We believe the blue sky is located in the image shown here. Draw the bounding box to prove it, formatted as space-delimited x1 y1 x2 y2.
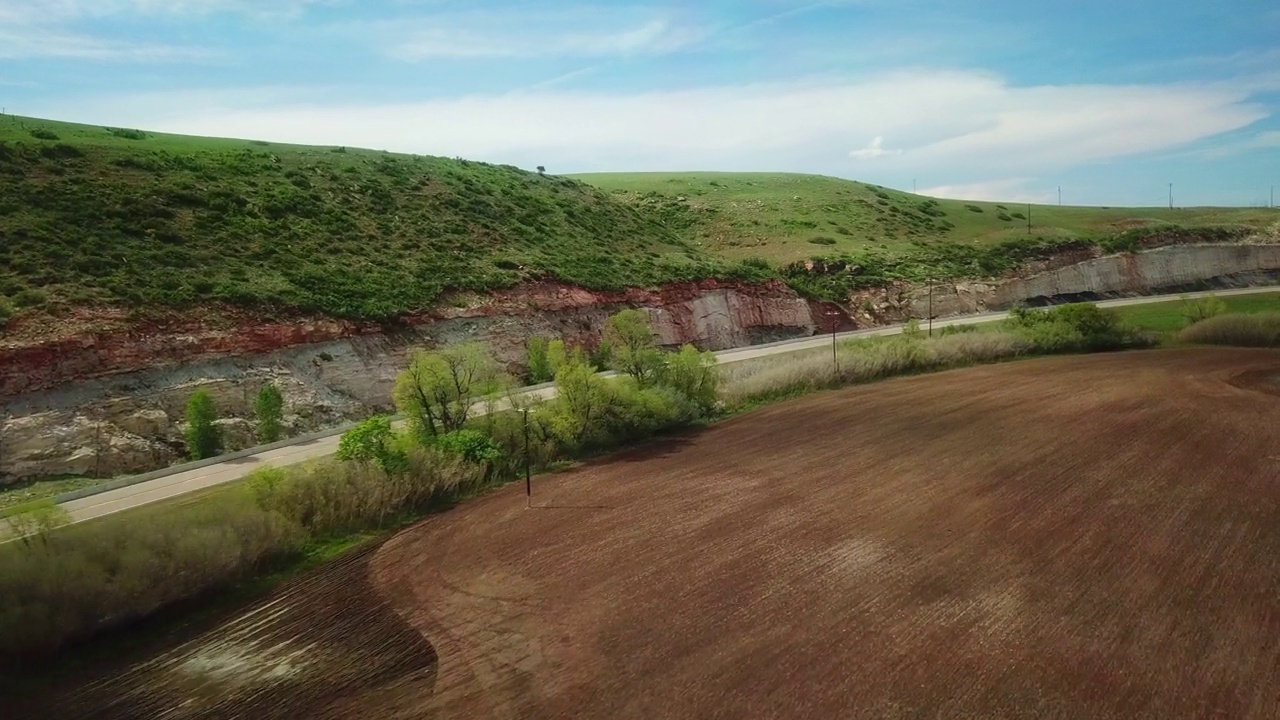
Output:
1 0 1278 206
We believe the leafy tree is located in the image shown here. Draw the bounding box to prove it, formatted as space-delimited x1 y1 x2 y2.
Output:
658 344 720 417
254 383 285 443
536 165 546 175
543 359 610 449
526 336 553 384
336 415 407 473
393 342 505 441
185 389 222 460
902 317 924 340
605 309 664 387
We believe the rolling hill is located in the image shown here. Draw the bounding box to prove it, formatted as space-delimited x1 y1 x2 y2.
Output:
0 115 760 323
572 172 1275 263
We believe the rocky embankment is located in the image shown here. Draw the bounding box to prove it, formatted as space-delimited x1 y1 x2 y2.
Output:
0 280 817 481
2 242 1279 483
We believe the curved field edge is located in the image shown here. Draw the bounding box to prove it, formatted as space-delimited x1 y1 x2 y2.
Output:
368 348 1280 719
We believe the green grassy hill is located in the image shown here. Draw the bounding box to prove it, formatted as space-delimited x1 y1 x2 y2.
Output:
573 172 1275 263
0 116 759 322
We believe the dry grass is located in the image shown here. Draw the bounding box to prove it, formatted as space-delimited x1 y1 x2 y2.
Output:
1178 312 1280 347
721 331 1033 407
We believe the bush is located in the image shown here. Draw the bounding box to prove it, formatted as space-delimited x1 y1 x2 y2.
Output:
0 295 14 326
1178 312 1280 347
1005 303 1143 351
185 390 222 460
808 236 837 246
436 429 502 465
29 129 59 141
526 336 553 384
1181 295 1227 326
336 415 407 474
255 383 285 443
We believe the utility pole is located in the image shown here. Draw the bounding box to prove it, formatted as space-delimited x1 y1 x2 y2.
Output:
1168 183 1173 210
1027 203 1032 234
1271 185 1274 209
1058 186 1062 206
830 315 838 371
927 279 934 337
912 178 917 193
523 408 531 508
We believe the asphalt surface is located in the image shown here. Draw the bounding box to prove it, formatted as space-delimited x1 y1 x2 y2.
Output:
53 287 1278 524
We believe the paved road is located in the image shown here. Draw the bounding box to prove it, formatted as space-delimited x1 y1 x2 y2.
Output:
56 286 1278 524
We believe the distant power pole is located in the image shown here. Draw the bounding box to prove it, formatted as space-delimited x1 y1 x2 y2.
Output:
1058 186 1062 206
1027 203 1032 234
1168 183 1173 210
913 178 917 193
1271 185 1274 209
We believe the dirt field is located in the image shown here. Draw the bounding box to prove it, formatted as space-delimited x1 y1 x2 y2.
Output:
20 348 1280 718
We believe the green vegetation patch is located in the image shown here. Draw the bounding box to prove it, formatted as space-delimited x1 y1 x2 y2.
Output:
0 116 766 321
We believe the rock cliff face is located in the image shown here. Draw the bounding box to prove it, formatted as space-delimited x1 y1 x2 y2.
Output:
3 244 1279 483
852 243 1280 324
0 280 819 482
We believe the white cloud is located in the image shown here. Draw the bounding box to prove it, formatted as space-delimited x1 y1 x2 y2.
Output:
918 179 1052 204
381 10 708 61
1194 130 1280 160
849 136 901 159
41 69 1267 186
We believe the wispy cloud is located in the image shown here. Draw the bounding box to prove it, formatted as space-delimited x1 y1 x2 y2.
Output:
52 70 1265 186
382 10 709 61
0 0 324 60
849 136 901 159
1194 130 1280 160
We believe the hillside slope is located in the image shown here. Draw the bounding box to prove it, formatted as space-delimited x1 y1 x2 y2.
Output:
573 172 1276 263
0 116 757 322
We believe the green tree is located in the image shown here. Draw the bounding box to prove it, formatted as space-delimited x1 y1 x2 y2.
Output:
526 336 553 384
254 383 285 443
336 415 407 473
605 309 664 387
658 344 720 417
185 390 222 460
393 342 505 442
543 358 611 449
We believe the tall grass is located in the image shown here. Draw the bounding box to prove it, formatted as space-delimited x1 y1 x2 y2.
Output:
0 448 483 663
1178 312 1280 347
722 331 1033 407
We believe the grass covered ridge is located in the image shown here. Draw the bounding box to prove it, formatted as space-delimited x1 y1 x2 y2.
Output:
0 115 765 321
574 172 1274 263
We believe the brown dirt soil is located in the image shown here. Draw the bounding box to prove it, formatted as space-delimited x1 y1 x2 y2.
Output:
13 545 438 720
17 348 1280 718
373 348 1280 719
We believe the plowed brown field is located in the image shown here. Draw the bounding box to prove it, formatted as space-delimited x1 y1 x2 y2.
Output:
20 348 1280 719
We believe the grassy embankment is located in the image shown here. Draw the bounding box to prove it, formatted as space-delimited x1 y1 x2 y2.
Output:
574 172 1276 262
0 115 765 323
575 172 1276 302
1 115 1272 328
1 302 1160 680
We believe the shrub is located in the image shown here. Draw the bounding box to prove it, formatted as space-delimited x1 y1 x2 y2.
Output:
254 383 285 443
436 428 502 465
29 129 59 141
1005 303 1143 351
185 390 222 460
336 415 407 474
1178 312 1280 347
809 236 837 246
1181 294 1227 326
0 295 14 326
965 204 984 213
526 336 553 384
657 344 720 418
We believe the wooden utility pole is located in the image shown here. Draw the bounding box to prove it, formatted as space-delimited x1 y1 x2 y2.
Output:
523 408 531 508
927 280 934 337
